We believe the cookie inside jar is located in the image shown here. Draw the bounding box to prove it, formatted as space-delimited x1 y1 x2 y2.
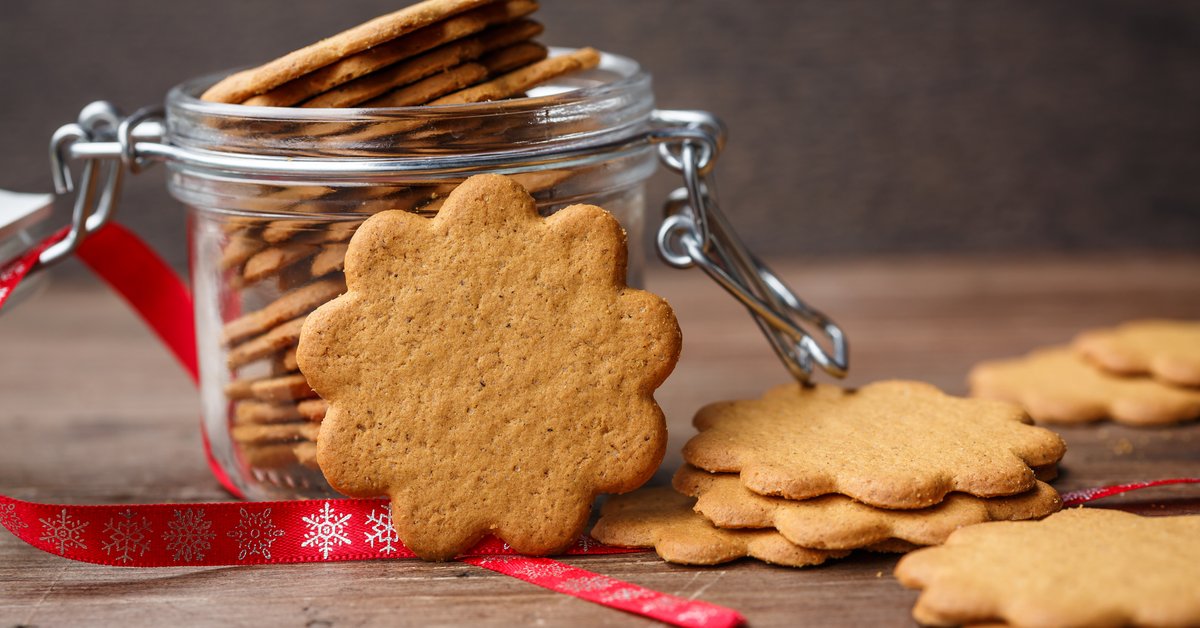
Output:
172 1 657 499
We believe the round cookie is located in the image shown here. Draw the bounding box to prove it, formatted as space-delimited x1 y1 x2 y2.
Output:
1074 319 1200 387
970 346 1200 426
592 487 850 568
297 174 681 560
896 509 1200 627
682 381 1066 509
673 465 1062 550
201 0 496 103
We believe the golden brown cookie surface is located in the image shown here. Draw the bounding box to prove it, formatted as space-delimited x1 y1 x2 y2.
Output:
592 487 849 567
895 509 1200 627
682 381 1065 509
1074 319 1200 387
673 465 1062 550
297 174 680 560
201 0 495 103
971 346 1200 426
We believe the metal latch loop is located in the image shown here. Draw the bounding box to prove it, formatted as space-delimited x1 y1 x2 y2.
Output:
650 109 849 382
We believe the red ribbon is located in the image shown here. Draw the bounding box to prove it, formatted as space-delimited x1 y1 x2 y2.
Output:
0 224 745 628
2 224 1196 628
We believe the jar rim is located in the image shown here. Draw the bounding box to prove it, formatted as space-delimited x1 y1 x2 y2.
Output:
168 47 648 122
164 47 656 165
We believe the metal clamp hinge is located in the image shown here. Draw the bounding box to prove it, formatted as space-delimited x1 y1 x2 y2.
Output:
649 109 849 382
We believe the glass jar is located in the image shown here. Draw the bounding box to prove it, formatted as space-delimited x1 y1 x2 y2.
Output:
25 48 846 502
167 49 657 499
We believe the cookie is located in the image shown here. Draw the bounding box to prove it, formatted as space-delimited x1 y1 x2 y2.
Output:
895 509 1200 627
297 398 328 421
231 421 319 445
302 18 543 108
673 465 1062 550
682 381 1066 509
234 401 304 425
242 242 320 284
227 316 307 369
220 229 266 271
222 277 346 345
477 41 548 75
239 443 300 469
361 62 488 108
297 173 680 560
225 376 267 401
1074 319 1200 387
242 1 538 107
430 47 600 105
201 0 496 103
280 347 300 372
250 373 318 402
294 442 320 469
970 346 1200 426
592 487 852 567
312 244 350 277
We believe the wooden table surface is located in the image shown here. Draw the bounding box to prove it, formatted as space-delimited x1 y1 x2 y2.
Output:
2 254 1199 627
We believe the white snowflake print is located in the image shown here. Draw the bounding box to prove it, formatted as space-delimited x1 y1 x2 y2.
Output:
363 506 399 554
574 534 600 552
507 560 571 580
0 503 28 533
163 509 216 562
676 606 722 624
301 501 352 560
557 575 614 593
39 508 88 553
601 586 653 604
102 509 152 564
227 507 285 560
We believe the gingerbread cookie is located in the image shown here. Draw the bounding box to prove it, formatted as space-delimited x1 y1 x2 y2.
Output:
242 242 319 284
234 401 305 425
430 47 599 105
222 277 345 345
970 346 1200 426
249 373 317 402
682 381 1065 509
896 509 1200 627
302 18 543 109
592 487 849 567
1074 319 1200 387
673 465 1062 550
361 63 488 108
201 0 495 103
227 316 307 369
296 174 679 560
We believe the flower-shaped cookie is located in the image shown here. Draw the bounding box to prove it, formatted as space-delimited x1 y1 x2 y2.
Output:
682 381 1066 509
896 509 1200 627
297 174 681 560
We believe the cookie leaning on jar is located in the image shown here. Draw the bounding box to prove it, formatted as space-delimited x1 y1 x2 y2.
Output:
202 0 603 475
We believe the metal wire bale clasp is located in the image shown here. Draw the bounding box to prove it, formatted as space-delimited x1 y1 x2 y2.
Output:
649 110 849 382
39 102 163 271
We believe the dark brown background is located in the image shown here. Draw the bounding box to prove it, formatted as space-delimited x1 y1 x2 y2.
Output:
2 1 1198 273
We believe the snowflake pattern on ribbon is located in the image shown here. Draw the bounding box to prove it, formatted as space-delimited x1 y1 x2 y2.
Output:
39 508 88 553
557 575 615 593
228 507 285 560
102 509 152 564
507 559 571 580
363 506 399 554
163 508 216 562
0 503 28 533
301 501 352 560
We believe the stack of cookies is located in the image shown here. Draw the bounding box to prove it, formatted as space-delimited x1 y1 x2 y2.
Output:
206 0 604 472
592 381 1066 567
970 320 1200 427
